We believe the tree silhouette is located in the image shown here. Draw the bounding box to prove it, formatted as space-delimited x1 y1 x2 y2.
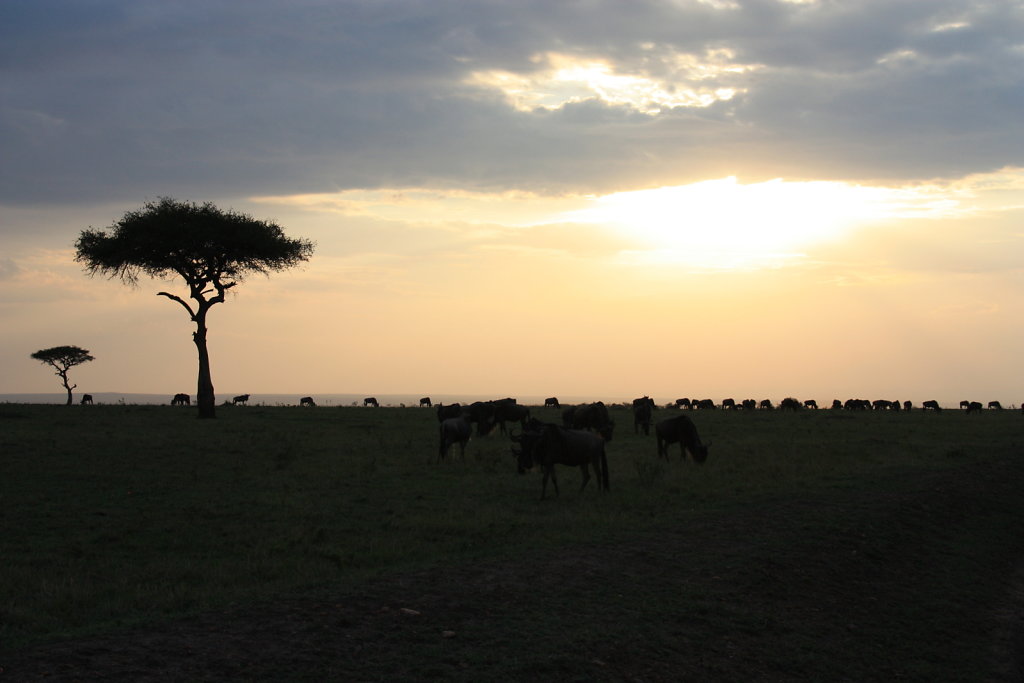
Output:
30 345 95 406
75 198 314 418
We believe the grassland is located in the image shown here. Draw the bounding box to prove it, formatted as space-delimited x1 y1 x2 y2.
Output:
1 402 1022 680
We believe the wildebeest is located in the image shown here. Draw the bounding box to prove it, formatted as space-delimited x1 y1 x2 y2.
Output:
872 399 893 411
804 399 818 410
655 414 711 463
922 400 942 412
171 393 190 406
436 402 462 422
543 397 560 409
903 400 913 411
722 398 736 410
438 414 473 462
569 401 615 440
988 401 1003 410
960 400 972 410
632 396 655 435
419 397 432 407
761 399 776 410
80 394 93 405
966 401 984 414
463 401 499 435
300 396 316 407
493 399 530 434
844 398 870 410
511 420 609 499
363 397 379 407
232 394 250 406
741 399 757 410
831 399 843 410
694 398 716 410
674 398 692 410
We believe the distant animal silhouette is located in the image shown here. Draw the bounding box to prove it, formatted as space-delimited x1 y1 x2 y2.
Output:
438 414 472 462
966 401 983 414
903 400 913 411
674 398 692 410
762 399 776 410
960 400 971 410
80 394 93 405
171 393 190 406
436 403 462 422
300 396 316 407
655 414 710 463
232 394 250 406
419 397 432 407
632 396 655 435
988 401 1003 410
804 400 818 410
544 397 560 409
922 400 942 412
363 397 379 407
511 420 609 499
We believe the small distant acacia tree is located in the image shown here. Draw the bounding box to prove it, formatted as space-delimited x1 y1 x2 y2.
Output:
30 345 95 406
74 198 314 419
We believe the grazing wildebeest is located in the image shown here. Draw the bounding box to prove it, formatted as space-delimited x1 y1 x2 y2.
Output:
721 398 736 410
655 414 711 463
511 420 609 499
741 399 757 410
232 394 250 406
570 401 615 440
966 401 984 414
872 399 893 411
632 396 654 435
694 398 716 410
761 399 775 410
363 397 379 407
544 397 560 409
438 414 473 462
494 400 530 434
922 400 942 412
300 396 316 407
80 394 93 405
674 398 692 410
988 401 1003 410
436 402 462 422
903 400 913 411
171 393 190 406
960 400 972 410
462 401 499 435
804 399 819 410
419 397 432 407
831 399 843 410
844 398 870 411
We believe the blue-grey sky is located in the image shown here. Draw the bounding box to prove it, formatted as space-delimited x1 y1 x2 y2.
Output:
2 0 1022 404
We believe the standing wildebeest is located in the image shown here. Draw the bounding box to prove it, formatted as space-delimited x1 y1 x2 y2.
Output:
761 399 775 410
300 396 316 407
903 400 913 411
544 397 560 409
511 420 609 499
988 401 1003 410
694 398 716 410
419 397 432 407
363 397 379 407
722 398 736 410
804 399 819 410
632 396 655 435
80 394 93 405
674 398 692 410
232 394 250 406
494 400 530 434
436 402 462 422
438 414 473 462
655 414 711 463
960 400 972 410
922 400 942 412
966 401 984 414
779 397 801 411
570 401 615 440
171 393 190 406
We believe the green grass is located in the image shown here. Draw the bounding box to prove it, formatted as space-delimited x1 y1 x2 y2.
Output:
2 403 1023 679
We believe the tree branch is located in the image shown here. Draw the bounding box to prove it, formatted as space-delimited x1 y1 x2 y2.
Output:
158 291 197 318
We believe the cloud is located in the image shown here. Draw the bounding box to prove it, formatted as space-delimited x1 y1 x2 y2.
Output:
1 0 1021 208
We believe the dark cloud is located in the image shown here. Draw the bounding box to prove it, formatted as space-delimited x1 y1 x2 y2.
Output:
1 0 1021 206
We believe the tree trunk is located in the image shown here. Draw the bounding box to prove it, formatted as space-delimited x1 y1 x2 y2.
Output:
193 312 216 419
61 372 74 406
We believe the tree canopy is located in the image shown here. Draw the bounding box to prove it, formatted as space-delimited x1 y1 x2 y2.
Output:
74 197 315 418
30 345 95 405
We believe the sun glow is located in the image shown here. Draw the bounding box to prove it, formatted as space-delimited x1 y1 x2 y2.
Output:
561 177 966 269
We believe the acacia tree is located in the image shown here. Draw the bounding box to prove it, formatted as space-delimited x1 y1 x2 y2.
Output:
75 198 314 418
30 345 95 406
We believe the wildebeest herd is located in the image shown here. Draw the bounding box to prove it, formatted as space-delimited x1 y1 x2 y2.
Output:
152 391 1015 499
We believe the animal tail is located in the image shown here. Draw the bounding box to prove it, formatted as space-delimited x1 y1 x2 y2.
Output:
600 446 610 491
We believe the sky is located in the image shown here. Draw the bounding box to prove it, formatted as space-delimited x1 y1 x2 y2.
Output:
2 0 1022 406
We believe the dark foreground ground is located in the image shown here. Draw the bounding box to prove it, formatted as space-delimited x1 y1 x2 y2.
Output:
5 457 1024 682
